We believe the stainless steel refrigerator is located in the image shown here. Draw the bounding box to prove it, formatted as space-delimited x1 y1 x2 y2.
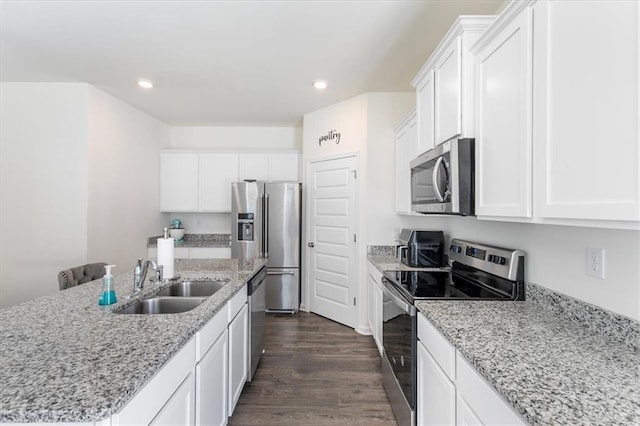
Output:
231 181 301 312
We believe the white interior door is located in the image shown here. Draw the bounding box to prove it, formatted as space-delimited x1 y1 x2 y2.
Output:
307 155 358 329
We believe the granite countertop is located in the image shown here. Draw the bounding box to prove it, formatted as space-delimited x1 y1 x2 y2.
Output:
0 258 266 423
368 254 640 425
147 233 231 248
416 299 640 425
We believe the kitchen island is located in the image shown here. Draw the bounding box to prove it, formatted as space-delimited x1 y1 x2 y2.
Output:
0 258 266 424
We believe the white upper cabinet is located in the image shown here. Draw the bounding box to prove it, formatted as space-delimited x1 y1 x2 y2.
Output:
200 153 239 212
532 0 639 222
238 153 300 182
238 154 270 181
161 151 300 213
434 37 462 144
412 16 495 147
473 5 533 218
394 109 417 214
415 71 435 156
269 153 300 182
471 0 639 227
160 153 199 212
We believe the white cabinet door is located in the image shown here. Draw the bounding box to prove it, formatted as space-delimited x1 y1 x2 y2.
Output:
417 340 456 426
196 329 228 426
457 393 482 426
373 279 383 356
532 0 639 221
160 153 199 212
199 154 238 212
416 70 435 155
228 303 248 415
475 8 532 218
435 36 462 144
269 153 300 182
238 154 270 182
150 372 195 426
367 262 384 356
394 111 417 214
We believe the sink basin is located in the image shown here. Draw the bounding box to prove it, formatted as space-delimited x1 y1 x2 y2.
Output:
116 296 207 314
156 280 228 298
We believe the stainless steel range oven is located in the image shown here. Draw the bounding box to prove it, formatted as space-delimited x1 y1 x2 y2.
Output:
380 239 525 426
381 282 416 426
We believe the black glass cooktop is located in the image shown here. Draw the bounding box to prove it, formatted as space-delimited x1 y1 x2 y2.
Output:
382 263 520 303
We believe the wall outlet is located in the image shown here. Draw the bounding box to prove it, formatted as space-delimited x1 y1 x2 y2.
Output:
586 248 605 279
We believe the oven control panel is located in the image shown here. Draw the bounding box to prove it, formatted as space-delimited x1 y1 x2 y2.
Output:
449 239 525 281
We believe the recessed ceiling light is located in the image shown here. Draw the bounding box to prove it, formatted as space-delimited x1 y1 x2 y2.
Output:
313 80 328 90
137 79 154 89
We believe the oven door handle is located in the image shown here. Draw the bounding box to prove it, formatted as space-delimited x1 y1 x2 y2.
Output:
381 278 414 314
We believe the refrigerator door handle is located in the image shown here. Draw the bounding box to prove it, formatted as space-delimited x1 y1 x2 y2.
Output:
266 271 295 275
264 193 269 258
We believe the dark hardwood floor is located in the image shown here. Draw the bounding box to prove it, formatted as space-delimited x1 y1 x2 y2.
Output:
229 312 397 425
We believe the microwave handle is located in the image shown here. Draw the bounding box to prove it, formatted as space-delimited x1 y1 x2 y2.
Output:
432 156 445 202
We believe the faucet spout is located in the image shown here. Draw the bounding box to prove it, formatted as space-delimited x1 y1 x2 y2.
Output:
133 259 163 293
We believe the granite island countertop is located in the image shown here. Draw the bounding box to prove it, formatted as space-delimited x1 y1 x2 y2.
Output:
368 255 640 425
0 258 266 423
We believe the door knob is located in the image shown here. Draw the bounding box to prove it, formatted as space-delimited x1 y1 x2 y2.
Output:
308 242 315 248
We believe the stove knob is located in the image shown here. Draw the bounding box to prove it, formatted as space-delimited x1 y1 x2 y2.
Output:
499 257 507 265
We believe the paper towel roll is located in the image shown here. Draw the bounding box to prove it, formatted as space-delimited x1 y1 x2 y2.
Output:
157 237 175 279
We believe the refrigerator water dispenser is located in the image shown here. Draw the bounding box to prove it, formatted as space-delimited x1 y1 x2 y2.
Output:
237 213 254 241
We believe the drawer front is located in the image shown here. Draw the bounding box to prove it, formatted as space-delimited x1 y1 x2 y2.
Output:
228 284 248 322
417 314 456 380
195 304 229 361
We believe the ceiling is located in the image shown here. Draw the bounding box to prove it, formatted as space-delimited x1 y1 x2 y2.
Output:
1 0 504 126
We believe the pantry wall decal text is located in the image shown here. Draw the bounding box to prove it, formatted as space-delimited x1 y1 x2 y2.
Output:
318 130 341 147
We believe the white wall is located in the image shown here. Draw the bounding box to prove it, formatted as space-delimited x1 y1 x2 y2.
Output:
302 92 414 333
365 93 415 243
393 215 640 321
0 83 89 307
87 87 169 272
169 126 302 150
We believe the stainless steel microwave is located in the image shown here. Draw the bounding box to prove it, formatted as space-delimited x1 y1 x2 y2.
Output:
410 138 474 215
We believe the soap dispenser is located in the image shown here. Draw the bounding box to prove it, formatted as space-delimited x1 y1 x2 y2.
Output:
98 264 117 305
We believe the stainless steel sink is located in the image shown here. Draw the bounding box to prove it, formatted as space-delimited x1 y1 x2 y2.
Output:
156 280 228 298
116 296 207 314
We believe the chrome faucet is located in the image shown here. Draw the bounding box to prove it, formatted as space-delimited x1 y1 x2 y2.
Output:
133 258 163 293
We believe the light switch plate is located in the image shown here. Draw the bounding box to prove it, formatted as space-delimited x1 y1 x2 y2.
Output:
586 248 605 279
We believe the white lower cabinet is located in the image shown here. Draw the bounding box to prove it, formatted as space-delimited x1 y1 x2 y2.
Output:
112 285 249 426
150 372 195 426
196 329 229 426
456 393 482 426
417 340 456 426
417 314 525 426
228 303 249 415
367 261 383 355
